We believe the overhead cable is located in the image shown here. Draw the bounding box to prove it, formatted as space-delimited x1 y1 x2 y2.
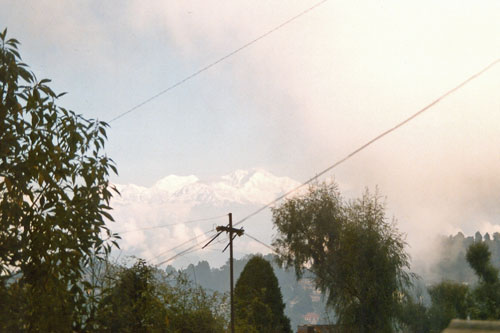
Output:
244 232 275 252
233 57 500 228
108 0 328 123
156 231 218 266
116 214 227 234
152 57 500 265
149 228 215 261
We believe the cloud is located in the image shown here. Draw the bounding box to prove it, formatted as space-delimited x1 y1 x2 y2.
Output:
4 1 499 268
117 0 500 184
108 169 299 267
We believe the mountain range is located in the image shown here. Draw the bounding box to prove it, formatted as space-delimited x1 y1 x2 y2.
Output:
110 169 301 267
114 168 300 206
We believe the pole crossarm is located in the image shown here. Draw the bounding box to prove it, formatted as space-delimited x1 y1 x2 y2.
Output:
216 225 244 237
202 231 223 249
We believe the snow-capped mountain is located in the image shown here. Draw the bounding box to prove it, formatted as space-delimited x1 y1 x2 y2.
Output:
110 169 301 267
113 168 300 207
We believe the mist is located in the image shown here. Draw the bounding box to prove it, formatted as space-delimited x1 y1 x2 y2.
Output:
2 0 499 269
137 0 500 267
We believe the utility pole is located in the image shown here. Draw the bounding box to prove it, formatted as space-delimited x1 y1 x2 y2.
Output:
228 213 235 333
205 213 243 333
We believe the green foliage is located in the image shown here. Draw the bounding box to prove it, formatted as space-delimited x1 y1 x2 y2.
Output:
466 242 499 284
234 256 291 332
164 272 228 333
95 259 168 332
427 281 469 331
272 182 412 332
0 28 119 331
168 254 330 330
398 297 431 333
94 259 228 333
421 238 500 330
465 242 500 319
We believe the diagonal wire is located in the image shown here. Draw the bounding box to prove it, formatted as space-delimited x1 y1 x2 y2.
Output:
156 231 219 266
116 214 227 234
150 215 230 265
245 232 275 252
156 246 202 266
108 0 328 123
149 228 215 262
151 57 500 266
233 57 500 228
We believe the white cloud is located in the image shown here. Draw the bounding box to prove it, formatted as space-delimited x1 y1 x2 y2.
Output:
4 1 499 268
109 169 299 266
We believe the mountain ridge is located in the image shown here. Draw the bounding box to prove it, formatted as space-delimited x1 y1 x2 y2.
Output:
113 168 300 206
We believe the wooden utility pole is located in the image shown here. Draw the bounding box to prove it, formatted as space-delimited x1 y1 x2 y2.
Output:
212 213 244 333
229 213 235 333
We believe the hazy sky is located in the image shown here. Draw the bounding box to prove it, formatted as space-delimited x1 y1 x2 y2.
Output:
2 0 499 267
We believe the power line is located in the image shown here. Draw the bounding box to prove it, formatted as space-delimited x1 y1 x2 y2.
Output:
154 236 209 265
151 57 500 266
154 220 234 266
245 232 275 252
149 228 215 262
149 225 231 264
116 214 226 234
156 242 226 266
233 57 500 228
108 0 328 123
156 230 219 266
157 245 201 266
156 231 274 268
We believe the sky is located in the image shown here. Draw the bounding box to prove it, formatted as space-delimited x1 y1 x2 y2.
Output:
1 0 499 269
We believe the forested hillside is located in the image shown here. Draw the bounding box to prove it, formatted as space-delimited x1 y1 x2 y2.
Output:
167 232 500 330
430 232 500 284
167 254 331 329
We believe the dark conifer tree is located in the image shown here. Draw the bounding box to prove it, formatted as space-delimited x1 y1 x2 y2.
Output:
234 256 291 332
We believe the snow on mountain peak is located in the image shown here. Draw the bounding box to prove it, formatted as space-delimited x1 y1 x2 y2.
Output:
154 175 199 193
110 169 301 265
220 168 274 188
221 169 252 187
114 169 300 206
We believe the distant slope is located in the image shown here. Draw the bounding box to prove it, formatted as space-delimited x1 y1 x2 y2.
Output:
166 254 333 330
428 231 500 284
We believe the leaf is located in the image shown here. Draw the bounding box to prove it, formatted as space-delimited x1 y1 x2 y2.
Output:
7 38 20 46
109 164 118 175
101 210 114 222
98 126 107 139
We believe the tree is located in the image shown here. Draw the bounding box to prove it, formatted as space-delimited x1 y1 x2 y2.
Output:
234 255 291 332
272 182 412 332
163 271 228 333
466 242 500 319
466 242 498 285
94 259 228 332
399 297 431 333
0 29 119 330
95 259 168 332
427 281 469 331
